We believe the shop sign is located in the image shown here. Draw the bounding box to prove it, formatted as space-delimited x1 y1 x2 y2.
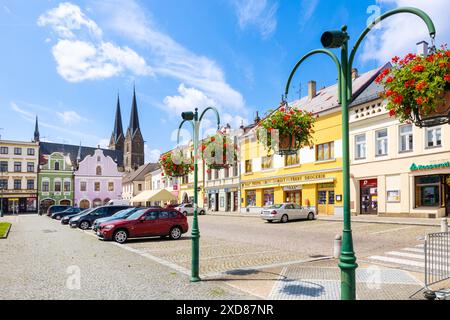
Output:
360 179 377 188
410 161 450 172
283 186 302 191
242 173 329 188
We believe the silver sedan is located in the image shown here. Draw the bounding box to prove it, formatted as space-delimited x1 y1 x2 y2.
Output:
261 203 316 223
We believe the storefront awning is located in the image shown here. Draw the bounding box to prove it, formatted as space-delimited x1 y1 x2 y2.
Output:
130 189 177 204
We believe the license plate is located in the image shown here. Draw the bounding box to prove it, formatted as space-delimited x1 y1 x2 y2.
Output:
96 231 101 236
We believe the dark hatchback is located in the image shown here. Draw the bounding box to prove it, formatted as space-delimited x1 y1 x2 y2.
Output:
69 205 132 230
51 207 82 220
47 205 70 216
61 209 91 225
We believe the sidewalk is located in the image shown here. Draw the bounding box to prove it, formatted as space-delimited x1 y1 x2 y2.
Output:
206 210 447 226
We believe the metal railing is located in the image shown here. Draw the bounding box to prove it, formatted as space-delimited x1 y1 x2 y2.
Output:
425 232 450 289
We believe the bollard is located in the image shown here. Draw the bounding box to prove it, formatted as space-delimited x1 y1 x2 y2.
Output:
441 218 448 233
333 234 342 259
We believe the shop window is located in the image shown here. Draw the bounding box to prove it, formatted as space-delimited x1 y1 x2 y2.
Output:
375 129 388 156
425 127 441 148
316 142 334 161
399 124 413 152
246 190 256 206
245 160 253 173
415 175 441 207
261 156 273 170
318 191 327 205
285 152 300 166
355 134 366 159
263 189 274 206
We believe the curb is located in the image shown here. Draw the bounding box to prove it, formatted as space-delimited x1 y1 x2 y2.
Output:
206 213 260 218
0 223 11 239
317 217 441 227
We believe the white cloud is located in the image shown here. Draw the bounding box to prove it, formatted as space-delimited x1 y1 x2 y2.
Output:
163 84 216 115
38 2 153 82
3 5 11 15
145 145 161 163
359 0 449 64
232 0 278 39
98 0 245 111
97 138 110 149
298 0 318 30
57 110 88 124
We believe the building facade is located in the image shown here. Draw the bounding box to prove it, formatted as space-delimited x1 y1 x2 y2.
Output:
74 148 123 209
0 140 39 213
38 152 74 213
122 163 158 201
349 71 450 218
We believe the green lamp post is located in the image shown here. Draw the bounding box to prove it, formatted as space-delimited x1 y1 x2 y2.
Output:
284 7 436 300
177 107 220 282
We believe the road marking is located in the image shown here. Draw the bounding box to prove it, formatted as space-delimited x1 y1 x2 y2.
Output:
368 255 424 268
386 251 424 260
403 248 424 253
370 226 415 235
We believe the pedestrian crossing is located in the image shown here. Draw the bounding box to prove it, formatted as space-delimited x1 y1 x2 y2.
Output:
367 244 426 271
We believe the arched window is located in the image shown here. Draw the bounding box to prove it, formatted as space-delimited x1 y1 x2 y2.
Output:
96 166 102 176
54 162 60 171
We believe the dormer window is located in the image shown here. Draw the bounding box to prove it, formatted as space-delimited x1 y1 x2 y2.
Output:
54 162 60 171
96 166 102 176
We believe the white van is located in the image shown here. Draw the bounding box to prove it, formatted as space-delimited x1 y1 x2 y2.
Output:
106 199 130 206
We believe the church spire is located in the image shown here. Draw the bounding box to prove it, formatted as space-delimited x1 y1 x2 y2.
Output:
113 93 124 143
128 85 140 137
33 116 40 142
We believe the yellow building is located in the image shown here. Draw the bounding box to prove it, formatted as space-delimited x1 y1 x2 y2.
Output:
240 68 379 216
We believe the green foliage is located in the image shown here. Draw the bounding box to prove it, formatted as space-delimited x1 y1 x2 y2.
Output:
201 132 238 169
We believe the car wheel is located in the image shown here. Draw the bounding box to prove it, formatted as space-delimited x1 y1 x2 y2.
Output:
55 215 61 220
114 230 128 244
200 210 205 215
79 221 90 230
281 215 289 223
307 212 315 220
267 220 273 223
169 227 182 240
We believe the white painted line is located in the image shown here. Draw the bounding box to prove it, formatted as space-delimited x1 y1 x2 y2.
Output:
403 248 425 253
386 251 424 260
370 226 415 235
268 266 287 299
368 256 424 268
415 244 425 248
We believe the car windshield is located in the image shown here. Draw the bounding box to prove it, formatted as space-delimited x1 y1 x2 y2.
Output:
267 204 283 209
113 208 136 218
126 208 149 220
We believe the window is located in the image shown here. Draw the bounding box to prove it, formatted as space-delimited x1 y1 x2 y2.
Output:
425 127 442 148
14 162 21 172
375 129 388 156
14 179 21 189
207 169 212 181
42 181 49 192
54 162 60 171
263 189 275 206
261 156 273 170
145 211 158 221
246 190 256 206
0 147 8 154
415 175 441 207
108 182 114 192
0 179 7 190
399 124 413 152
182 175 189 184
159 211 169 219
285 152 300 166
27 180 34 190
14 148 22 155
27 148 35 156
245 160 252 173
233 161 238 177
355 134 366 159
214 169 219 179
94 182 100 192
316 142 334 161
0 161 7 172
96 166 102 175
64 181 70 192
80 181 87 192
138 184 142 192
54 181 61 192
27 162 34 172
224 166 230 178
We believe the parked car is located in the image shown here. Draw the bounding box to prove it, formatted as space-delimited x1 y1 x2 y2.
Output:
92 207 146 231
61 209 92 225
46 205 70 217
165 203 180 209
106 199 130 206
261 203 316 223
96 208 189 243
51 207 82 220
175 203 205 216
69 205 132 230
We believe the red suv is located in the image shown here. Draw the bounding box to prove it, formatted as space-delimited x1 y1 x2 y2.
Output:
96 208 189 243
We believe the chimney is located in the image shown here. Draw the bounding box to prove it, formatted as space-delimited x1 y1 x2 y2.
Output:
308 81 317 100
352 68 359 80
254 111 261 124
416 41 429 56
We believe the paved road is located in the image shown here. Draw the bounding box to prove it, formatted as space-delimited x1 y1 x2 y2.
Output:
0 215 254 300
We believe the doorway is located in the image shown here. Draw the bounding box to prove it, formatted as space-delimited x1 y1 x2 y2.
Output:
318 189 335 215
360 179 378 215
226 192 231 212
214 193 219 211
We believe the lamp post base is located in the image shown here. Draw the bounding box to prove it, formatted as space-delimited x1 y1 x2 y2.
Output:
190 276 201 283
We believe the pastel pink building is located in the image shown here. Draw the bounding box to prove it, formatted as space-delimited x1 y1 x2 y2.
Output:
74 148 123 209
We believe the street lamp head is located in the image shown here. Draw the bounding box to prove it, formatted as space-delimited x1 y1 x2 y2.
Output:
321 30 349 48
181 112 195 121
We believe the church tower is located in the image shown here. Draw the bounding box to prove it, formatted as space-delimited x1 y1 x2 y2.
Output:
33 116 40 143
109 94 124 152
124 86 144 172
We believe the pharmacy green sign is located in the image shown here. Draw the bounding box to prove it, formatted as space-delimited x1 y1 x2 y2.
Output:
410 161 450 171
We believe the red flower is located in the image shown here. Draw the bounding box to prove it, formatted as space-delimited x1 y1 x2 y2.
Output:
415 81 427 91
385 77 393 83
393 94 404 105
411 64 425 73
416 97 424 105
444 74 450 82
280 107 285 112
445 50 450 57
392 56 400 63
404 79 415 88
210 137 216 142
283 115 290 122
388 109 396 117
385 89 395 97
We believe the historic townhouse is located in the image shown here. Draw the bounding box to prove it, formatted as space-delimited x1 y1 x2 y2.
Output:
239 68 380 216
0 138 39 214
349 65 450 218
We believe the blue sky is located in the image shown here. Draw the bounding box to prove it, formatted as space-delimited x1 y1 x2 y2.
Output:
0 0 448 162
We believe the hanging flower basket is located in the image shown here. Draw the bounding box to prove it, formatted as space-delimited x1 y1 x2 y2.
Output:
159 150 193 177
201 132 238 170
377 46 450 128
257 100 315 155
